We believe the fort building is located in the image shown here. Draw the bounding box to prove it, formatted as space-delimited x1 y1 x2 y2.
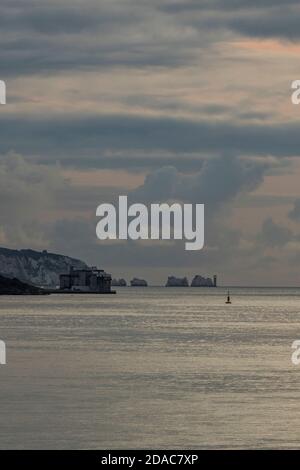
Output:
59 266 114 293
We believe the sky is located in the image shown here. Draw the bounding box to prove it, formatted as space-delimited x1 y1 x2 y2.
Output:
1 0 300 285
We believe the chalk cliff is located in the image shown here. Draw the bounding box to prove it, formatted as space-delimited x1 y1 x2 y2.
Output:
166 276 189 287
0 247 87 287
130 278 148 287
112 278 127 287
191 275 214 287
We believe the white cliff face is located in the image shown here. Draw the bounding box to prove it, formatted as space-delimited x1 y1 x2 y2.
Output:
111 278 127 287
191 275 214 287
130 278 148 286
0 248 87 287
166 276 189 287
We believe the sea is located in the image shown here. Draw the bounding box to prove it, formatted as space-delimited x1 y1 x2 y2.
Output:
0 286 300 449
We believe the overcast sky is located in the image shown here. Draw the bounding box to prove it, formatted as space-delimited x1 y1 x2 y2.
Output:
1 0 300 285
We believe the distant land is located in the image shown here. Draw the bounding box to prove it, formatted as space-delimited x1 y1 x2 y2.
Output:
0 275 49 295
0 246 218 290
130 278 148 287
166 275 217 287
0 247 87 287
111 278 127 287
166 276 189 287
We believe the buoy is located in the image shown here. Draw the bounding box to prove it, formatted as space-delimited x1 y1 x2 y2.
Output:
226 291 231 304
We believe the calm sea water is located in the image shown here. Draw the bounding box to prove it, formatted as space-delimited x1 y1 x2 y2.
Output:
0 286 300 449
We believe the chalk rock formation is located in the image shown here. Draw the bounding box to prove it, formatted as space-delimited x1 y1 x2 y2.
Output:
166 276 189 287
111 278 127 287
191 275 214 287
130 278 148 287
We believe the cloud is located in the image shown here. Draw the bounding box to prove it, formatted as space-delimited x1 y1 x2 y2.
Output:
228 9 300 40
289 199 300 221
257 217 292 247
162 1 300 41
130 155 268 209
46 154 268 274
0 152 66 246
0 0 203 77
0 0 299 81
161 0 299 13
49 215 242 272
1 114 300 169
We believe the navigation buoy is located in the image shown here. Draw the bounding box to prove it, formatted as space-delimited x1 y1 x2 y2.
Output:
226 291 232 304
